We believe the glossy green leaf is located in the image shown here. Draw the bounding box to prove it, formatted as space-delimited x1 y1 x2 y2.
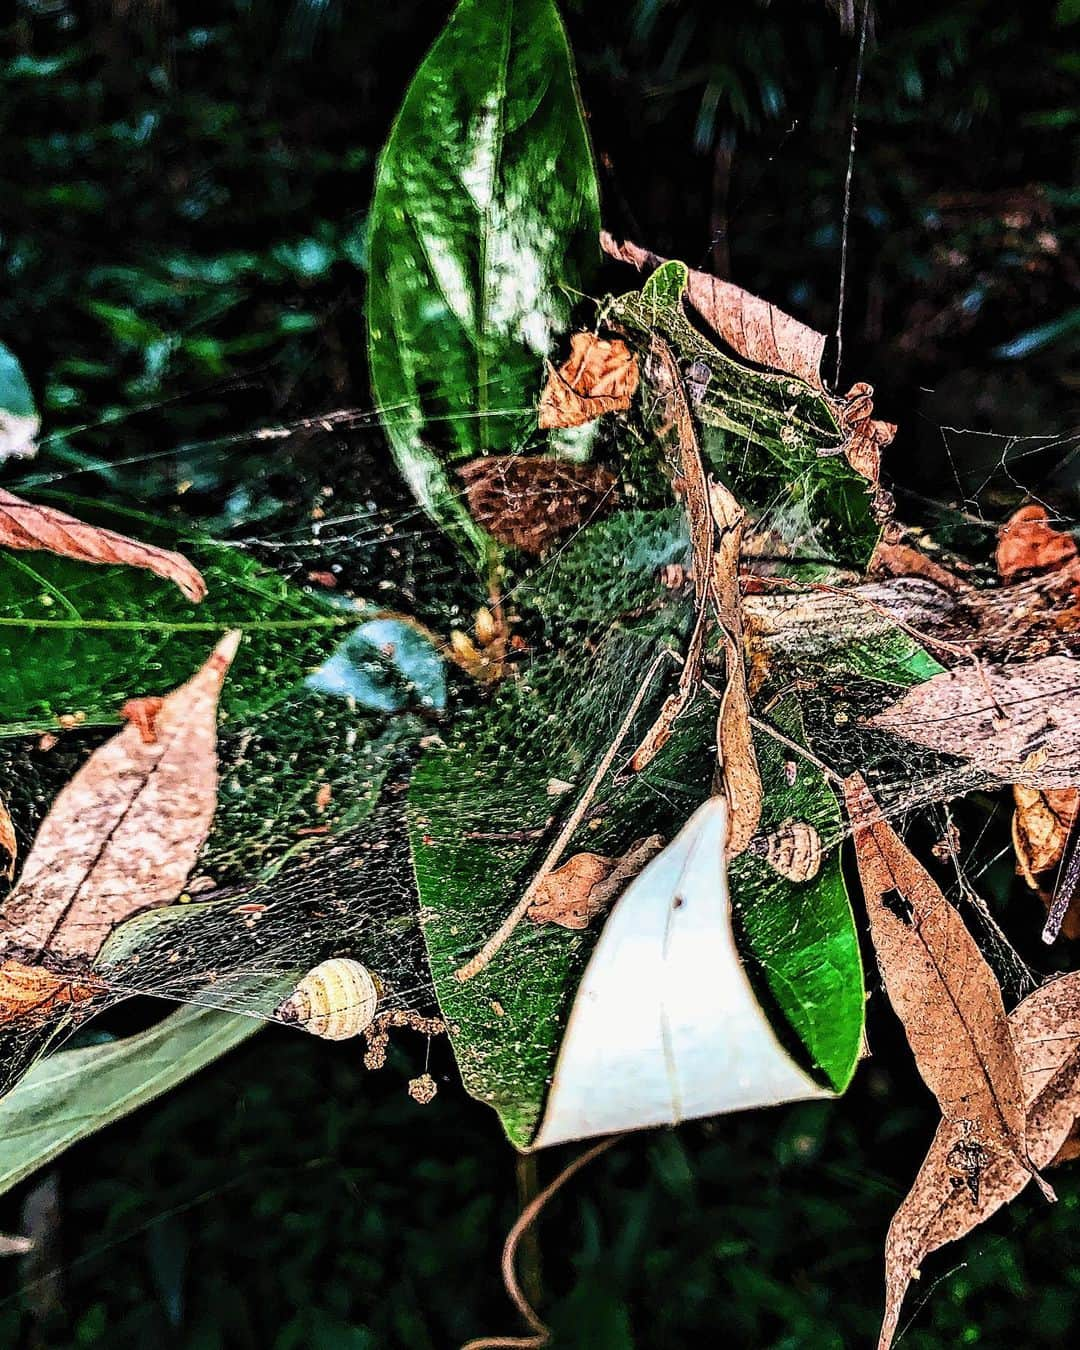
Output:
731 696 865 1092
0 497 359 736
0 1001 277 1197
367 0 600 565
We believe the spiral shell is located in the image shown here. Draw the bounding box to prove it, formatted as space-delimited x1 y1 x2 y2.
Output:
756 819 822 883
277 959 381 1040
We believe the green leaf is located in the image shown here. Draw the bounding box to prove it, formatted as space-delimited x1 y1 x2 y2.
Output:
367 0 600 565
0 1001 277 1197
732 697 864 1091
609 260 882 571
411 630 717 1147
0 497 360 736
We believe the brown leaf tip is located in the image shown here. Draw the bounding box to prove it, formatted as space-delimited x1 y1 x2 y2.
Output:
996 503 1078 582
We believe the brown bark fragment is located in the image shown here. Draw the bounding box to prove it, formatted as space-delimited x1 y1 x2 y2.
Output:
457 456 618 554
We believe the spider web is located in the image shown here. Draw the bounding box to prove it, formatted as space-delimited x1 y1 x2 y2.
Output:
0 355 1071 1114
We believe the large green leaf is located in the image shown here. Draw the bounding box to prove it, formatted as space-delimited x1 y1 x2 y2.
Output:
411 630 717 1148
732 696 864 1092
0 498 359 736
0 1001 276 1197
367 0 600 565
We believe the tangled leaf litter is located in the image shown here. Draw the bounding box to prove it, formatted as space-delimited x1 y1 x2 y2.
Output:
0 230 1076 1346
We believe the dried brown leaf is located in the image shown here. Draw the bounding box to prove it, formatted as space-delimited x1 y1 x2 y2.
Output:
879 971 1080 1349
526 836 664 931
844 774 1029 1165
996 504 1079 582
627 339 717 772
448 604 512 686
0 798 15 881
0 958 104 1027
1013 784 1080 924
866 655 1080 789
456 455 618 555
869 537 972 596
0 632 239 966
537 332 639 430
0 489 206 601
601 232 827 390
836 381 896 501
708 479 761 856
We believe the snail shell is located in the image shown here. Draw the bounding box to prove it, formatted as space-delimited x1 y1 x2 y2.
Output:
756 819 822 883
277 959 381 1040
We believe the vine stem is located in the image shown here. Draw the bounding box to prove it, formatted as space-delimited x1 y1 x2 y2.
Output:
454 649 675 983
459 1138 619 1350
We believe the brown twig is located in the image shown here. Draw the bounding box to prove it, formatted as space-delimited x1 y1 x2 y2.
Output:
454 648 675 982
1042 817 1080 945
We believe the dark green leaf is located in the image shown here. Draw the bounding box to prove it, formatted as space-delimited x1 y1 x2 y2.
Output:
367 0 601 565
0 499 359 736
731 696 865 1092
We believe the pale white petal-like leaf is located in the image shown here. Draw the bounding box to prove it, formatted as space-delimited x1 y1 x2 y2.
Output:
532 797 830 1148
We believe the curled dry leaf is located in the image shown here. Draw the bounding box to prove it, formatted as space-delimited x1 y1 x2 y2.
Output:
0 798 15 880
836 381 896 506
0 958 103 1025
600 232 827 390
879 971 1080 1350
866 655 1080 789
119 696 165 745
456 455 618 555
0 489 206 601
996 503 1078 581
1013 785 1080 928
0 631 240 971
537 332 639 429
526 836 664 931
844 774 1031 1175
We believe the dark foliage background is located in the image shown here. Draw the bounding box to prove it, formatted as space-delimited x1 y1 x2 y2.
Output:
0 1 1077 1346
